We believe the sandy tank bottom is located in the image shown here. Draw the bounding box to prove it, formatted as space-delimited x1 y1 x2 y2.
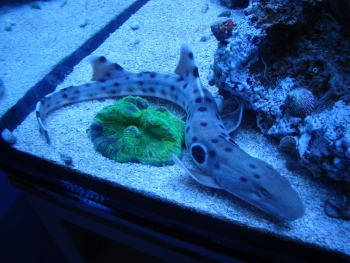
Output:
5 0 350 257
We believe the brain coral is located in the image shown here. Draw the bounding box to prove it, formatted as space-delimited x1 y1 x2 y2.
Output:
89 96 185 166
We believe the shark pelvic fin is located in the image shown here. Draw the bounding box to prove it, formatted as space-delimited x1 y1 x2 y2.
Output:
222 101 243 133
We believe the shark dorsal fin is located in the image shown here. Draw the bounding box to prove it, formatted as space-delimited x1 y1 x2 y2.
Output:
172 154 222 189
222 102 243 133
174 44 199 83
89 55 125 81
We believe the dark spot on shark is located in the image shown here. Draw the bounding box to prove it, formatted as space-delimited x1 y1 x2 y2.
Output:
198 106 207 112
209 150 216 157
99 56 106 63
100 79 106 83
192 137 198 142
149 87 155 92
224 147 233 152
204 97 212 103
193 67 199 78
240 177 247 182
174 94 178 100
137 73 142 77
188 52 194 60
200 122 207 127
214 163 220 169
177 76 184 82
137 81 144 86
161 90 166 95
125 76 130 80
193 89 199 94
192 145 205 164
170 85 175 91
100 86 106 91
195 98 202 103
254 174 260 179
85 83 91 87
113 82 119 87
141 88 147 92
127 88 134 92
105 72 111 77
183 83 188 89
164 75 169 79
186 126 190 133
110 90 116 94
215 113 220 120
74 89 80 94
219 124 225 129
249 164 257 169
150 72 156 78
211 139 219 143
62 93 68 99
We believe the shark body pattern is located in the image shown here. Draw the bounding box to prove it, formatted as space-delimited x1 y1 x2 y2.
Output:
36 44 304 220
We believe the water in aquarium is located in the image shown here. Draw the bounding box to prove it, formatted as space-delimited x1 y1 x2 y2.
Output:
0 0 350 259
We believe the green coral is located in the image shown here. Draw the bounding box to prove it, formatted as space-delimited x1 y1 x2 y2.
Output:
89 96 185 166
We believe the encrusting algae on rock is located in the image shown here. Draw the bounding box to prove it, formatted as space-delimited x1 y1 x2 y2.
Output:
89 96 185 166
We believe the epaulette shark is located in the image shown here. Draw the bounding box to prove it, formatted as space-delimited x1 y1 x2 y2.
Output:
36 44 304 220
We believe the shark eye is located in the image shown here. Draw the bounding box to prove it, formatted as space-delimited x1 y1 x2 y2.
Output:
191 145 206 164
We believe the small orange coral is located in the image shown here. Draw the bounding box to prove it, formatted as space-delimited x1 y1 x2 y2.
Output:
211 19 236 42
219 19 236 34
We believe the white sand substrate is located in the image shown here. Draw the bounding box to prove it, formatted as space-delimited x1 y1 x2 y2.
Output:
6 0 350 256
0 0 136 117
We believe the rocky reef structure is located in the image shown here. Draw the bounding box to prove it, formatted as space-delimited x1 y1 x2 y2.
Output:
89 96 185 166
209 0 350 181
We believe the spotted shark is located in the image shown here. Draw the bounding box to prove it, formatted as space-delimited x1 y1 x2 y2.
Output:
36 44 304 220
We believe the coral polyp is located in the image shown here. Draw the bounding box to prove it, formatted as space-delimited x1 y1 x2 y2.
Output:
284 88 315 117
89 96 185 166
211 19 236 42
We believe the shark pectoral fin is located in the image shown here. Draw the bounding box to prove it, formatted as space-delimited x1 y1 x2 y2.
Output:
187 168 222 189
221 101 243 133
172 154 222 189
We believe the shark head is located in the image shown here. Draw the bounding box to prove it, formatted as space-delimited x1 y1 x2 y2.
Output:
213 152 305 220
173 144 304 221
